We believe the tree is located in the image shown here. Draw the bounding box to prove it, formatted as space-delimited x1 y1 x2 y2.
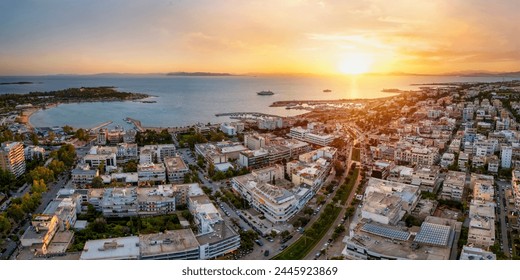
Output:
98 162 105 175
91 217 107 232
30 132 39 145
48 159 66 175
197 155 205 169
123 160 137 173
181 210 194 223
293 219 302 228
0 167 17 195
55 144 76 167
63 125 74 135
0 214 11 234
47 131 56 143
303 206 314 216
28 166 55 183
21 193 37 213
331 138 347 149
7 204 25 222
31 179 47 194
91 176 104 188
333 161 345 177
183 173 192 184
74 128 89 141
208 163 215 177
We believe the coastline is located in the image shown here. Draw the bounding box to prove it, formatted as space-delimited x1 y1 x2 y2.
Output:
20 107 41 130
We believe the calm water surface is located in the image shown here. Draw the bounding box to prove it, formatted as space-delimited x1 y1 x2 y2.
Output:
0 75 518 128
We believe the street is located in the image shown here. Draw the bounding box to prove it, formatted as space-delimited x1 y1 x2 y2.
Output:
496 180 512 257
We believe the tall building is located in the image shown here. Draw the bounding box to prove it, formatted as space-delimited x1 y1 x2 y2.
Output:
501 145 512 169
0 142 26 177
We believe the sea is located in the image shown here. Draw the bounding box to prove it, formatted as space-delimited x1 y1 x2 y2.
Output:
0 74 519 129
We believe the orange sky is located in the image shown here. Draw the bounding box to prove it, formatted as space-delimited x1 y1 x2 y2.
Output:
0 0 519 75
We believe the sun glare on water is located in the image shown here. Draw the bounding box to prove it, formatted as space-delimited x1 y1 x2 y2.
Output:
338 53 373 75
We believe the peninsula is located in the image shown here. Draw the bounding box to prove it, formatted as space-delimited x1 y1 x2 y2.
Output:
0 86 150 114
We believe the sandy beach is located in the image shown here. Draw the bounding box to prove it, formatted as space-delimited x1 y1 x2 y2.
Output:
19 107 41 129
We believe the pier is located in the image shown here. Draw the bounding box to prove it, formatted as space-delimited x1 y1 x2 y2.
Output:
215 112 283 119
89 121 112 131
126 117 145 132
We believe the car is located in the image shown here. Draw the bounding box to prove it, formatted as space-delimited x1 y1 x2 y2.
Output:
267 237 274 242
255 239 264 246
264 250 270 257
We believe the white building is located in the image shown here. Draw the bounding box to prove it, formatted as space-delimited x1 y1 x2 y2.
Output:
361 178 421 225
440 171 466 201
468 202 495 250
342 216 459 260
139 230 200 260
257 117 283 130
80 236 140 260
136 186 177 215
24 145 45 161
195 142 248 165
411 166 441 193
71 164 99 187
289 126 335 146
394 145 439 166
20 214 60 255
220 123 236 136
139 144 176 164
164 156 189 183
83 146 117 172
460 246 496 260
244 133 266 150
440 153 455 168
232 165 313 223
501 145 512 168
188 194 222 235
137 163 166 185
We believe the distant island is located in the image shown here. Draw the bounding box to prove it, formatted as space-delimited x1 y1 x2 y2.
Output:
0 86 149 114
166 72 234 76
0 81 34 85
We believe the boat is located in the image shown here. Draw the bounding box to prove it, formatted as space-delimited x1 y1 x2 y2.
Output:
323 89 332 92
257 90 274 96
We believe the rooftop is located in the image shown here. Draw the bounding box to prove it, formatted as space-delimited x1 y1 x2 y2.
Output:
414 222 452 247
460 245 496 260
345 220 452 260
80 236 140 260
196 222 238 245
164 156 188 171
136 186 177 202
139 230 199 257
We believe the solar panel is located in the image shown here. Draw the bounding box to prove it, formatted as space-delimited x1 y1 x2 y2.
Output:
414 222 451 247
361 223 410 241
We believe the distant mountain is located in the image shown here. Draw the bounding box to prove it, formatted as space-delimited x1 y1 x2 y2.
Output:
166 72 234 76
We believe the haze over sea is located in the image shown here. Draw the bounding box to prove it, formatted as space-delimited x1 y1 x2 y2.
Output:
0 74 518 129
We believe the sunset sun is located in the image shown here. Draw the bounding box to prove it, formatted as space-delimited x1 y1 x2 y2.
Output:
338 53 373 75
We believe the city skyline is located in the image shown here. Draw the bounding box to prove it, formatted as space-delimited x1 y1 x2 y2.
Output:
1 0 519 75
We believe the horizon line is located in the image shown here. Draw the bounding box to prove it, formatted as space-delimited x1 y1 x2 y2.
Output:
1 70 520 78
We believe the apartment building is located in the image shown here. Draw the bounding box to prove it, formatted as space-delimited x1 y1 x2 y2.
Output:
0 141 26 177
